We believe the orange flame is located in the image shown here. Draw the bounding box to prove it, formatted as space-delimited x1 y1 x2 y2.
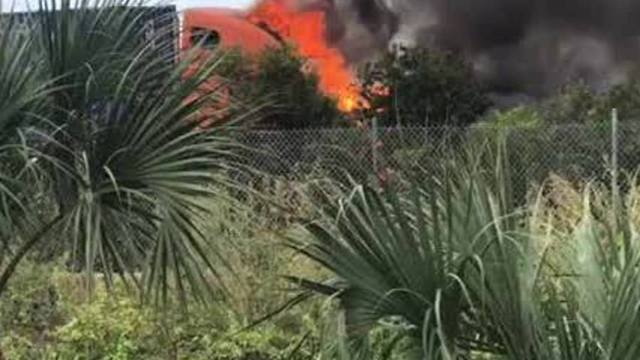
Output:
247 0 362 112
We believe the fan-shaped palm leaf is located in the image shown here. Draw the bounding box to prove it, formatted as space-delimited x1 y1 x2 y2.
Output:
0 11 50 266
0 0 247 306
289 144 517 358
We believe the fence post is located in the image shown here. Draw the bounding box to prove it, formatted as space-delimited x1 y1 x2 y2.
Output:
371 116 380 176
611 108 620 231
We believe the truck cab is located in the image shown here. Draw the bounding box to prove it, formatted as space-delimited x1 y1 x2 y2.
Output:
182 8 280 55
181 8 282 126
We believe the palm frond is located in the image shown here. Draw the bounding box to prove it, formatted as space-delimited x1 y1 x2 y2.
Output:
0 11 51 262
290 143 518 358
0 0 250 304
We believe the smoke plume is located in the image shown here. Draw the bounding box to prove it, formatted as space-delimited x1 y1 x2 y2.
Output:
321 0 640 103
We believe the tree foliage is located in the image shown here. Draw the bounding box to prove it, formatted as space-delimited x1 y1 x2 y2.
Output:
359 46 491 127
541 79 640 123
221 45 340 129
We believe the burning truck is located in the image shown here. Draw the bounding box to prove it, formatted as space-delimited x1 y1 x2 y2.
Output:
9 0 640 111
2 1 364 121
182 0 362 113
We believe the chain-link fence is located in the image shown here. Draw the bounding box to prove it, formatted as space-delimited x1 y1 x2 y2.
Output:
237 121 640 190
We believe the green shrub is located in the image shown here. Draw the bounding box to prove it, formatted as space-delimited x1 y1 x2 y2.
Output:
483 106 543 129
52 288 155 359
541 79 640 123
0 247 325 359
0 262 64 359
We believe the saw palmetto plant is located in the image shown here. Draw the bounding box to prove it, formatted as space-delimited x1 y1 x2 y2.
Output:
287 145 516 358
0 0 246 306
0 7 51 275
291 143 640 360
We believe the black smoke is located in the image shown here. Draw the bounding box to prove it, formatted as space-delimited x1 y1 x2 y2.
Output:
324 0 640 104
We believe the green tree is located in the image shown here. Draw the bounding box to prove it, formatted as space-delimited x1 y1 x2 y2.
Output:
224 46 340 129
359 46 491 127
542 79 640 123
541 82 604 123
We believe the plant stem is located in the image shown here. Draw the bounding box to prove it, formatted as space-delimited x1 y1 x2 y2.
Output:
0 213 63 296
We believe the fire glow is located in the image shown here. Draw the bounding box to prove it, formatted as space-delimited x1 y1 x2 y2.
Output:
247 0 362 112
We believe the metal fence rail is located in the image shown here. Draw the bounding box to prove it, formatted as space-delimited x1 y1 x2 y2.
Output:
237 121 640 189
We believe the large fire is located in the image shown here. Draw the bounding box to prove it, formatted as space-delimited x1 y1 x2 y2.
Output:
247 0 362 112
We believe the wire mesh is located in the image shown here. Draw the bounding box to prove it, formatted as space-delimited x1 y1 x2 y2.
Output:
236 122 640 189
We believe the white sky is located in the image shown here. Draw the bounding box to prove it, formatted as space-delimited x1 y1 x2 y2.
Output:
1 0 254 12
